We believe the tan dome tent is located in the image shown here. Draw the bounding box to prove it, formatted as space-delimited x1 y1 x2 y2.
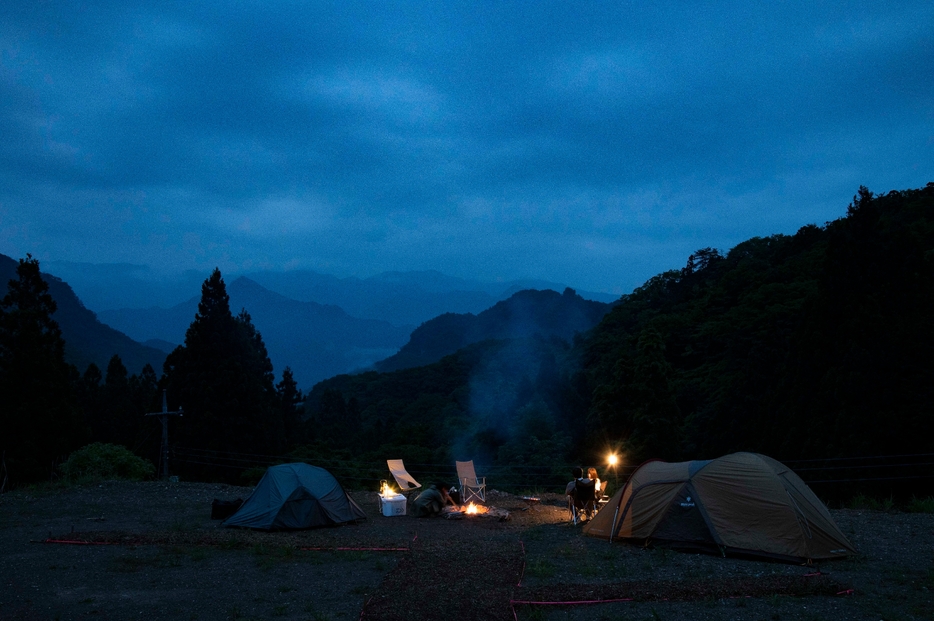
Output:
583 452 856 563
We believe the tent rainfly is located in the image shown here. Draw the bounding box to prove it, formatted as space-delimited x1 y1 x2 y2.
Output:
223 463 365 530
583 452 856 563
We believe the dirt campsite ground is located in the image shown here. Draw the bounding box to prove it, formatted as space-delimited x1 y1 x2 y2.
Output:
1 481 932 621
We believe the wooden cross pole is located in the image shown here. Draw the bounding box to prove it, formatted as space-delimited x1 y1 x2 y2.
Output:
146 390 183 480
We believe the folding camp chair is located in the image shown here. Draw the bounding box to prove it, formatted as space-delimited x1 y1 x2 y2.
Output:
595 482 610 514
455 460 486 503
568 478 596 525
386 460 422 497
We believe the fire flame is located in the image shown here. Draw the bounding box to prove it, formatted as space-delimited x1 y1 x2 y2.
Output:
466 502 478 514
381 482 397 497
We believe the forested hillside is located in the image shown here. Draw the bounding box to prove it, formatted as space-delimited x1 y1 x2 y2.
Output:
99 276 412 388
0 253 166 375
374 288 613 372
304 184 934 494
583 184 934 466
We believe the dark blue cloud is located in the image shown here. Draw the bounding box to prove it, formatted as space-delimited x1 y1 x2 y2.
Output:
1 1 931 294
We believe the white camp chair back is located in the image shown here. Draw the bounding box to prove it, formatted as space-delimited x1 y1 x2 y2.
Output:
456 460 486 503
387 459 422 496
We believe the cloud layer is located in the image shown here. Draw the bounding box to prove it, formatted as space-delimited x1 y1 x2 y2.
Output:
1 1 932 293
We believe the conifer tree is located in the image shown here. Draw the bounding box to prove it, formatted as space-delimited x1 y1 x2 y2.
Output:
163 269 284 479
0 255 85 486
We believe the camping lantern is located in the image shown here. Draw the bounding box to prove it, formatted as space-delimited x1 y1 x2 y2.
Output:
608 453 620 488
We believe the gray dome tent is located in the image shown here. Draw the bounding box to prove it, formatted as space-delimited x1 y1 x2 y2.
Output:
223 463 365 530
583 452 856 563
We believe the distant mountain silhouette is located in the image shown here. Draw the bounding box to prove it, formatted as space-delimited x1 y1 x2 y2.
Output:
0 253 166 374
47 261 620 327
248 269 618 327
98 276 413 389
374 288 616 373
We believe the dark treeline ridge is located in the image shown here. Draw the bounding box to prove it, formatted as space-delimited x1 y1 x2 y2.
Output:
2 183 932 497
584 184 934 497
307 184 934 498
0 263 303 488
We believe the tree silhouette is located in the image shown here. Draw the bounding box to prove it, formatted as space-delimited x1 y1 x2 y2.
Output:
0 255 85 485
163 269 284 479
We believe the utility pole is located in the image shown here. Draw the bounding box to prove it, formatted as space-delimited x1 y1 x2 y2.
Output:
146 390 183 479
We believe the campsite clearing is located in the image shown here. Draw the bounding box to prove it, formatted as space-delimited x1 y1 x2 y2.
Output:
0 480 931 620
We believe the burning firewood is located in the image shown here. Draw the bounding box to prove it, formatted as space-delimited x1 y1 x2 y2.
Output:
443 503 510 521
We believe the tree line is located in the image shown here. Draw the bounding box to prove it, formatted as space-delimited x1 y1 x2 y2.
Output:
0 261 303 488
3 183 932 493
306 184 934 496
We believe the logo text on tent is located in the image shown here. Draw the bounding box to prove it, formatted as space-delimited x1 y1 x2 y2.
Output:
680 495 695 508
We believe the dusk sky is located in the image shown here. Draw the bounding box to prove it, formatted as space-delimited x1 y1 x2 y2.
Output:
1 1 931 295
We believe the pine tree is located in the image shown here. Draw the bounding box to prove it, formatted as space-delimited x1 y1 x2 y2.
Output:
276 366 305 443
163 269 284 480
0 255 85 486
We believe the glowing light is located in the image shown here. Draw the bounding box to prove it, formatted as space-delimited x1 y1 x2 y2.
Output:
608 454 619 467
466 502 478 514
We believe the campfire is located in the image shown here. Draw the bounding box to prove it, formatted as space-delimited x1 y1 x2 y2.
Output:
444 502 508 520
462 502 487 515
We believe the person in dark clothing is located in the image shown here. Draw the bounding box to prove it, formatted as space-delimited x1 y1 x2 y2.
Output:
565 467 586 497
413 483 458 517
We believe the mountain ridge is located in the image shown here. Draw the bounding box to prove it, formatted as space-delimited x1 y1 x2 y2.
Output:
0 253 167 375
374 287 616 373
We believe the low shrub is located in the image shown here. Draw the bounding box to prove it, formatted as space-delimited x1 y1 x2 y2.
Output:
905 496 934 514
59 443 155 483
846 493 895 512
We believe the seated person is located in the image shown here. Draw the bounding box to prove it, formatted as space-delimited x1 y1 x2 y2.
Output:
588 467 603 494
412 483 458 517
567 467 596 520
565 467 585 497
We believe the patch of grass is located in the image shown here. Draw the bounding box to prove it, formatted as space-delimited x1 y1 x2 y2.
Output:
579 562 600 577
349 585 369 596
169 518 196 532
521 607 545 621
79 598 95 604
277 585 294 593
188 547 208 561
271 604 288 616
227 605 242 620
342 550 371 562
521 529 544 541
847 494 895 512
905 496 934 513
883 567 910 586
525 559 556 579
110 555 154 573
373 559 388 571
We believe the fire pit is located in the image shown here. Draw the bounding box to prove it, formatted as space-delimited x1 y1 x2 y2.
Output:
443 502 509 521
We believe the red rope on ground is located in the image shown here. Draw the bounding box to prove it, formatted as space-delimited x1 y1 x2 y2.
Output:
836 589 855 596
511 598 636 606
298 547 408 552
43 539 117 545
516 539 526 587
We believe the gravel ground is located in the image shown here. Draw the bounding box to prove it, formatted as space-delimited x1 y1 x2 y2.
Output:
1 481 932 620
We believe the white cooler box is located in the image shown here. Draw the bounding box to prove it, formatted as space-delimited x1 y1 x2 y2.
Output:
379 494 406 517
